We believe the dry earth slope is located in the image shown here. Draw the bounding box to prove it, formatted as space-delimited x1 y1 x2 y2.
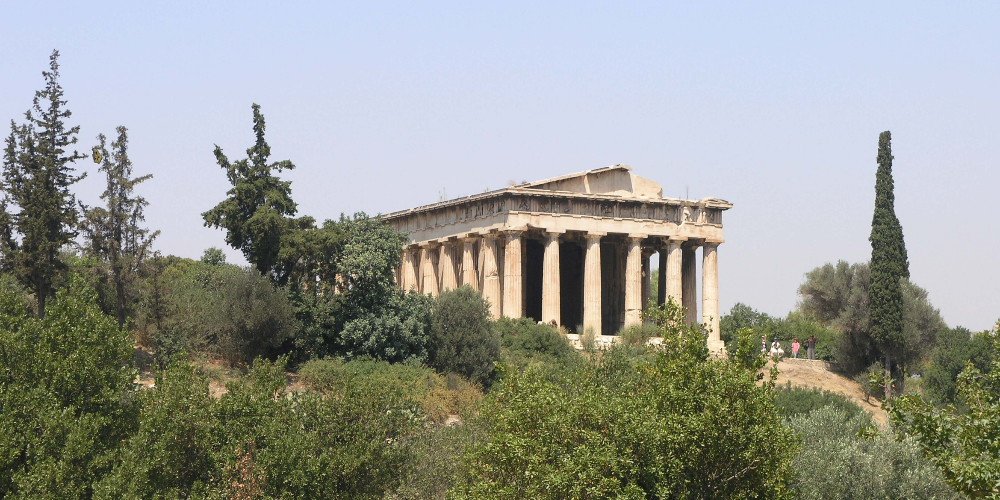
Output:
771 357 888 425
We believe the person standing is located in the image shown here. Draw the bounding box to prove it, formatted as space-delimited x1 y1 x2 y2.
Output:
806 335 817 360
791 338 800 359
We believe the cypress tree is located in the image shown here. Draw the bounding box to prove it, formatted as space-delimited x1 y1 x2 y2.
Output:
202 103 299 285
868 130 909 398
0 50 85 318
81 126 160 327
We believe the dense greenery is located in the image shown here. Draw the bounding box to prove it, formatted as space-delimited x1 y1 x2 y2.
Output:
797 260 945 376
80 126 159 327
773 383 865 420
868 130 909 397
427 286 500 387
453 303 798 499
1 51 86 318
892 321 1000 498
789 406 957 500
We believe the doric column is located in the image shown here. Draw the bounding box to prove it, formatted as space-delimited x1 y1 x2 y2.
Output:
481 234 501 318
583 233 604 336
682 243 699 324
502 229 524 318
642 247 654 310
420 243 440 297
542 231 562 326
666 238 685 306
438 241 458 292
400 249 413 291
624 235 644 327
461 236 479 291
402 247 419 292
702 241 721 348
657 247 667 306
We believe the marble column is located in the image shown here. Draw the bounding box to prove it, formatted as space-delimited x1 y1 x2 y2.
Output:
702 242 721 347
657 248 667 306
624 236 643 327
641 248 653 310
583 233 604 336
481 234 501 318
542 231 561 325
403 248 420 292
502 229 524 318
420 244 440 297
461 236 479 291
666 239 684 306
438 242 458 292
682 244 699 324
400 249 414 291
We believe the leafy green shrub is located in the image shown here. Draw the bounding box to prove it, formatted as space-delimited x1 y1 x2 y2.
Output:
0 276 135 499
494 317 583 371
388 424 478 500
428 286 500 387
774 382 864 419
617 322 659 346
789 406 959 500
453 305 797 499
299 357 481 424
921 326 992 405
151 262 295 366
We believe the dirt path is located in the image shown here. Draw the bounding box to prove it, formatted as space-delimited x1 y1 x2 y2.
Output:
771 358 888 425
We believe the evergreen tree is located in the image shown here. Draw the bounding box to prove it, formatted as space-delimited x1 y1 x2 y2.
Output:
202 104 300 285
80 126 159 327
868 131 908 398
0 50 85 318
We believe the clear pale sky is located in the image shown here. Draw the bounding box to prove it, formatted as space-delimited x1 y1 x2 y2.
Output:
2 2 998 330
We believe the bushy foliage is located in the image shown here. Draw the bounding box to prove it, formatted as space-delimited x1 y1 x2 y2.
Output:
799 260 944 376
151 261 295 366
299 357 481 424
892 321 1000 498
96 357 422 499
789 406 959 500
921 326 992 406
773 382 864 419
428 286 500 387
721 303 838 361
0 276 135 499
494 317 583 372
453 301 797 500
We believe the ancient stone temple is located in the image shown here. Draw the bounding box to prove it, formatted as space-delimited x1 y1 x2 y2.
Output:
384 165 731 351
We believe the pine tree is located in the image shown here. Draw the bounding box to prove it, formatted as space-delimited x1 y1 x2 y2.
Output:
868 130 909 399
80 126 160 327
202 103 299 284
0 50 85 318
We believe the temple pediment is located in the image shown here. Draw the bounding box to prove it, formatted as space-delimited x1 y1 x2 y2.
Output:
522 164 664 199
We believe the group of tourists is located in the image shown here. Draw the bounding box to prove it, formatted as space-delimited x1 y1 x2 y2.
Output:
761 335 817 360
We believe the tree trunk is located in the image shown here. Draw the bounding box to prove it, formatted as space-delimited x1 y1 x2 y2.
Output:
884 352 892 400
37 292 46 320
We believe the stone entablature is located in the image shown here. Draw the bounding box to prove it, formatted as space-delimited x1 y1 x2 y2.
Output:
384 165 732 352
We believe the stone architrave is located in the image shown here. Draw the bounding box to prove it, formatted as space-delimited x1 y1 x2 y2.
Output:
502 229 524 318
583 233 604 336
438 242 458 292
702 242 721 349
461 236 479 291
666 238 685 306
420 244 440 297
481 234 501 318
542 231 562 326
682 244 698 324
624 235 644 327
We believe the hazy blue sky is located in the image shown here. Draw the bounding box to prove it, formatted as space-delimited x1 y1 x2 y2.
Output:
2 2 998 330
